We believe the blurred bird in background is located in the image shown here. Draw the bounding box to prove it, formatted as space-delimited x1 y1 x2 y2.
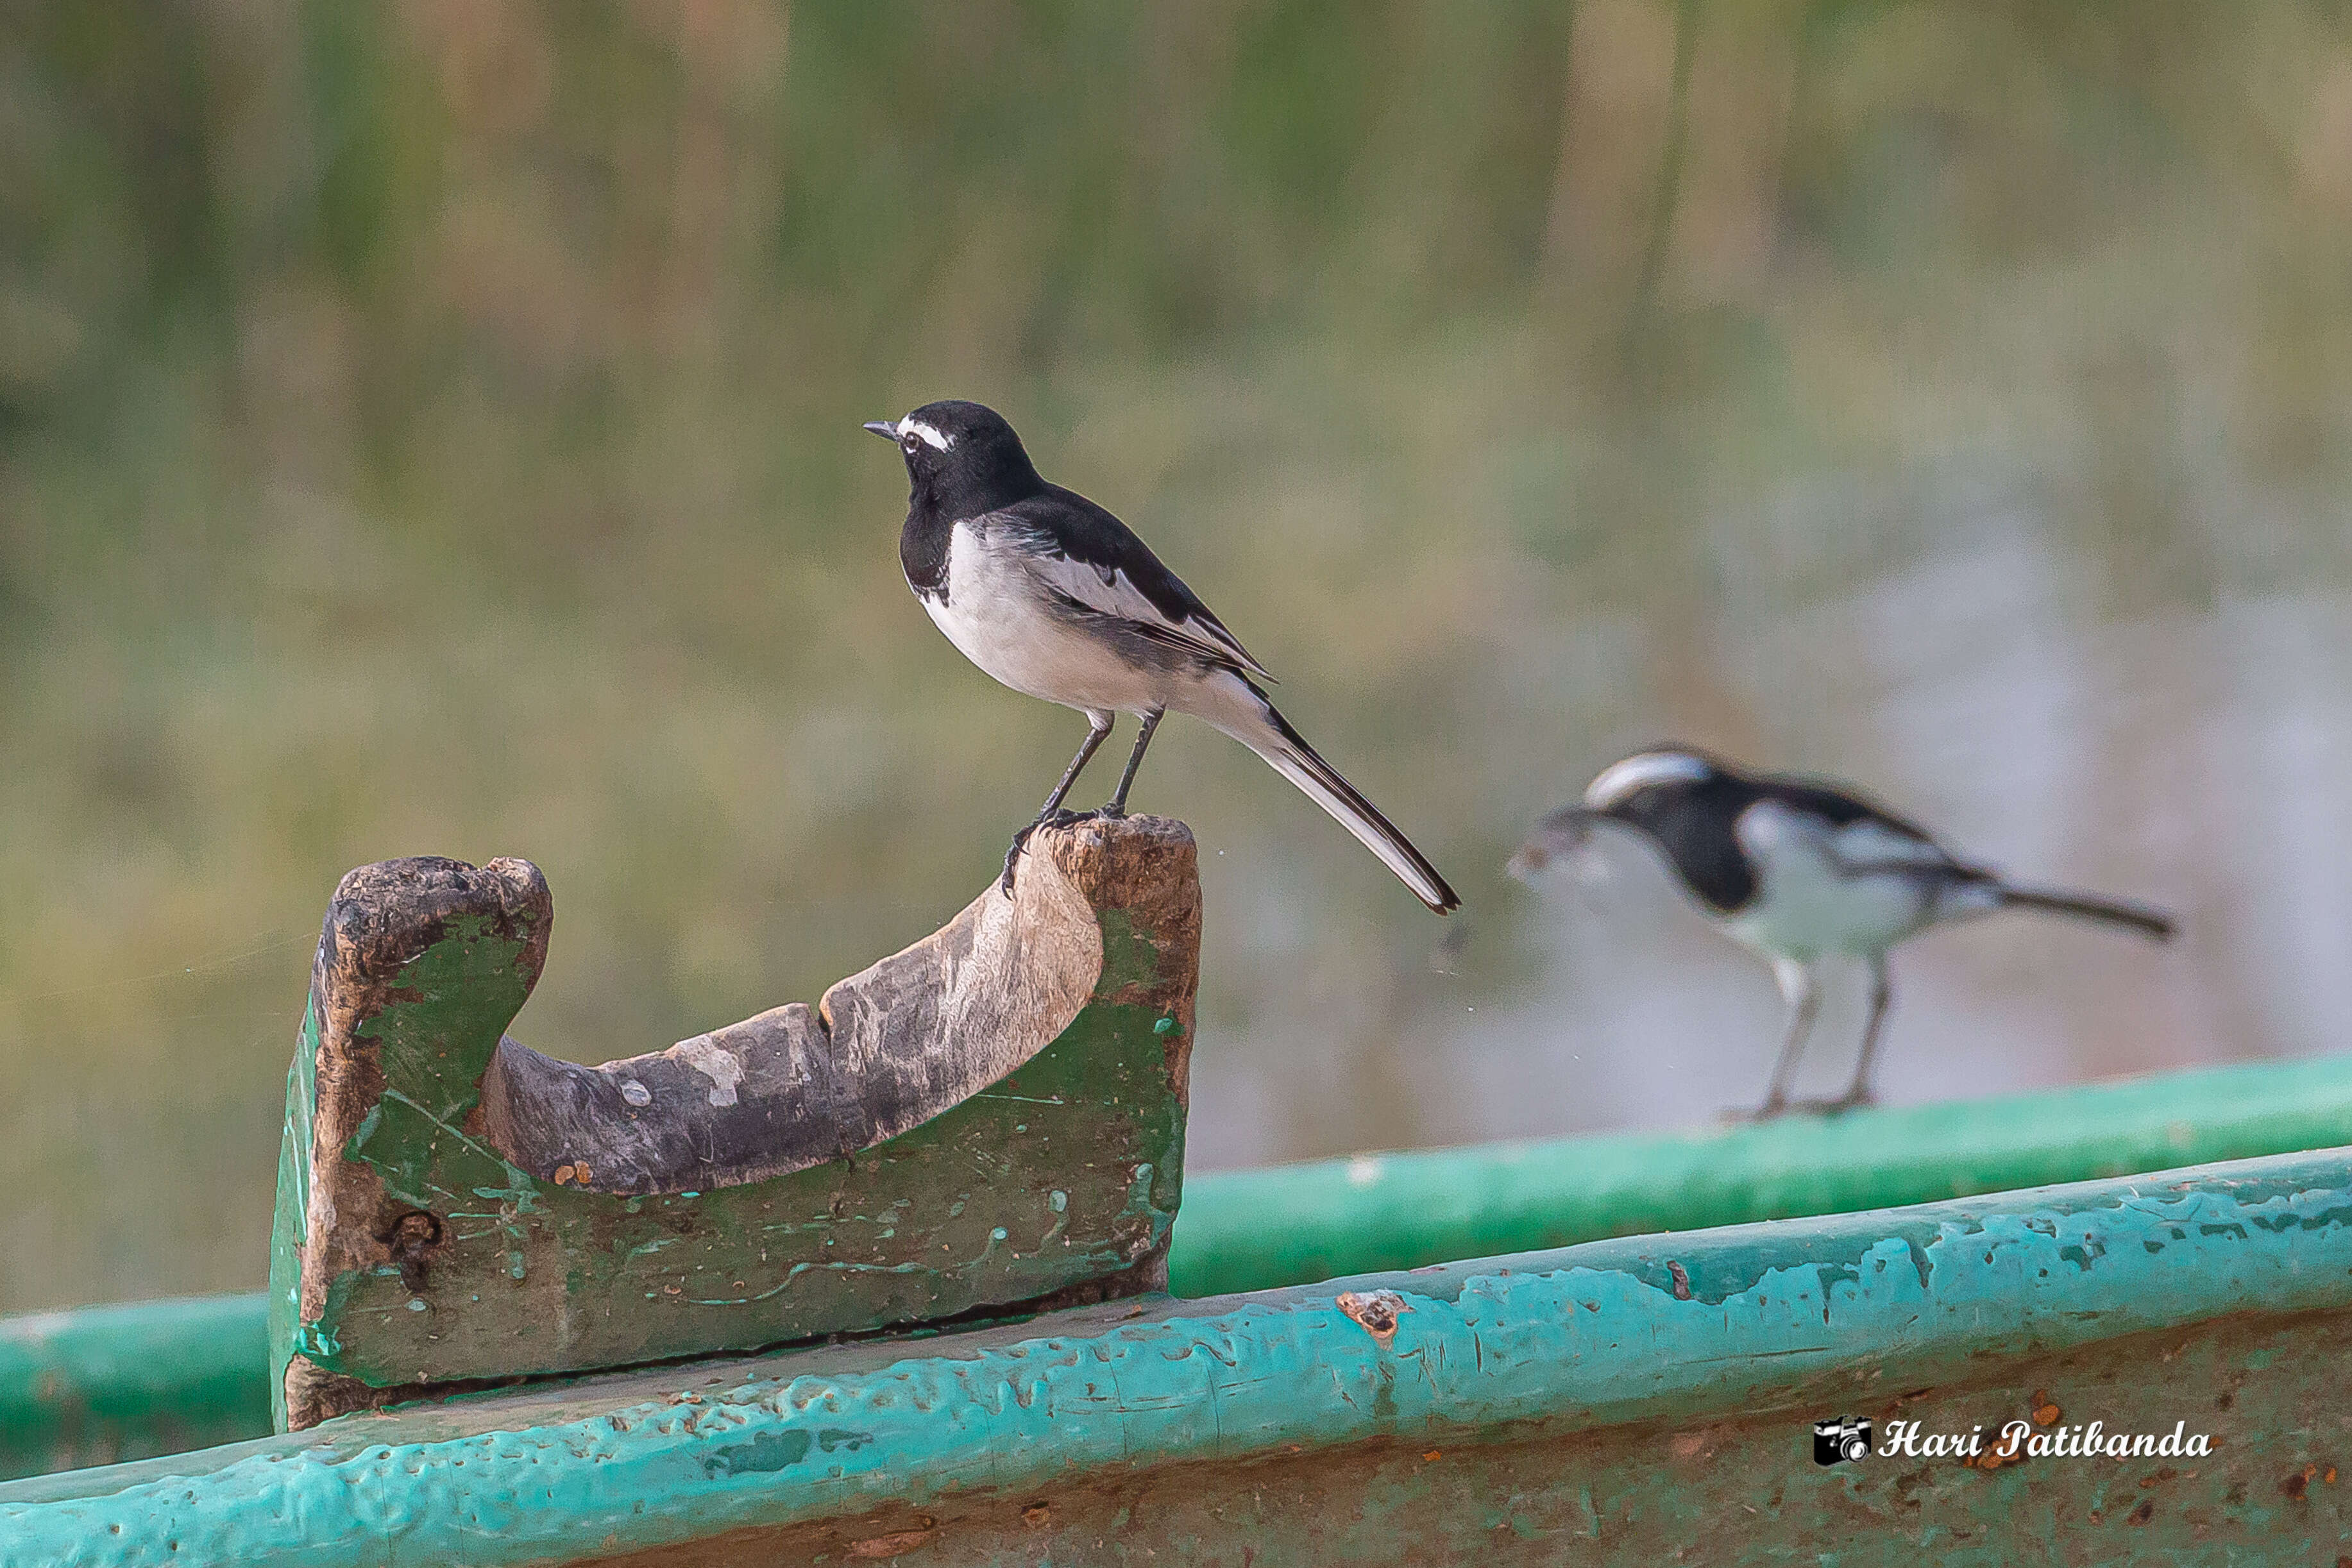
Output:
1510 748 2175 1118
870 400 1459 913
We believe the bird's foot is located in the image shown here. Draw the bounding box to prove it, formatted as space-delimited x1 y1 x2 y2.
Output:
1722 1095 1794 1125
1000 821 1046 897
1002 807 1136 895
1748 1090 1875 1117
1045 805 1128 828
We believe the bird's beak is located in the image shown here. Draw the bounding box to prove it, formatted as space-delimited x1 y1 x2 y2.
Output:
863 420 901 440
1506 806 1599 883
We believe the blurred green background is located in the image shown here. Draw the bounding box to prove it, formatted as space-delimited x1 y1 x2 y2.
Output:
6 1 2352 1311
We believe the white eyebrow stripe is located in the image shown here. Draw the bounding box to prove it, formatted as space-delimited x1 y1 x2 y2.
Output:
1585 752 1711 807
898 419 951 451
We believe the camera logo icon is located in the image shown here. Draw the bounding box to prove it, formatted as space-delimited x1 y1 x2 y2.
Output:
1813 1416 1873 1465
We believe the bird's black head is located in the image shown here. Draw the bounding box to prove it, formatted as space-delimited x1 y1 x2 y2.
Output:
865 399 1047 522
1580 746 1736 826
1507 746 1737 879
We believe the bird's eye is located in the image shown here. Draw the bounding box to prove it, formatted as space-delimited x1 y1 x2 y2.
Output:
902 434 919 452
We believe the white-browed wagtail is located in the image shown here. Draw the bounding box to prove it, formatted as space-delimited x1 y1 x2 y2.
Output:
868 400 1459 913
1510 747 2173 1117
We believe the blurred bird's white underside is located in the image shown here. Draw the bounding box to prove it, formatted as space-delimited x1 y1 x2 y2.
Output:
1720 800 2001 960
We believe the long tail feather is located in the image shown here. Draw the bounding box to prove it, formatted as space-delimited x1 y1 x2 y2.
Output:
1197 679 1459 913
1999 884 2175 941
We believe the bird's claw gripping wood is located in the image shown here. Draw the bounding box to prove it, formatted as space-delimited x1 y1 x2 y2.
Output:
1001 807 1132 897
999 822 1040 896
271 816 1200 1432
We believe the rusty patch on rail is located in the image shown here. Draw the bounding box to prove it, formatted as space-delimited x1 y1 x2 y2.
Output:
1336 1289 1411 1349
847 1521 937 1558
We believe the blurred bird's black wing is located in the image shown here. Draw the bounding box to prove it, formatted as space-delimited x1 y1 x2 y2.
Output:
1754 777 1980 879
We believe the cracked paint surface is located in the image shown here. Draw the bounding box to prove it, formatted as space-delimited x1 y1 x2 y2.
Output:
268 881 1193 1409
1168 1051 2352 1297
15 1147 2352 1566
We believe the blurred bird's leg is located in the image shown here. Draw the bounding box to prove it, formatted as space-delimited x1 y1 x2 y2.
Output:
1002 711 1115 895
1829 953 1893 1112
1099 707 1163 818
1748 957 1818 1120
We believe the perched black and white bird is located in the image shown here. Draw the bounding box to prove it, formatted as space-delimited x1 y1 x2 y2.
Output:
1509 747 2173 1117
868 400 1459 913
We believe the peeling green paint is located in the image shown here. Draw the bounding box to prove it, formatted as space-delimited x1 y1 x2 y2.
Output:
1169 1052 2352 1296
12 1147 2352 1565
263 997 318 1433
1092 908 1162 994
271 904 1190 1406
35 1049 2352 1479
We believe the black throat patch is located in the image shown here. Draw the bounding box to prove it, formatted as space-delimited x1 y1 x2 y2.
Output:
1618 779 1761 913
901 510 951 603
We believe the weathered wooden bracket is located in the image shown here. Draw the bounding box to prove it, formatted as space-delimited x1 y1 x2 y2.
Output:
267 816 1198 1431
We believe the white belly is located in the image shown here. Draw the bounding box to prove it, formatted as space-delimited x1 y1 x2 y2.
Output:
919 526 1168 714
1721 802 1938 959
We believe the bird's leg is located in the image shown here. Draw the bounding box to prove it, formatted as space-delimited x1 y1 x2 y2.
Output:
1748 958 1818 1120
1098 707 1163 819
1829 953 1893 1111
1036 711 1117 824
1001 712 1115 896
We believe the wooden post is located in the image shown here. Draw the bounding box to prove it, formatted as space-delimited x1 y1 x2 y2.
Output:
268 816 1198 1431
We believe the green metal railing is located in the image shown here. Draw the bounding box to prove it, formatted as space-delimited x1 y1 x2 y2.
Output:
1168 1052 2352 1294
5 1052 2350 1483
0 1295 270 1484
8 1143 2348 1563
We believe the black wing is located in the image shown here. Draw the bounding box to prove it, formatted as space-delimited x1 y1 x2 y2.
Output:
993 486 1273 679
1750 774 1981 877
